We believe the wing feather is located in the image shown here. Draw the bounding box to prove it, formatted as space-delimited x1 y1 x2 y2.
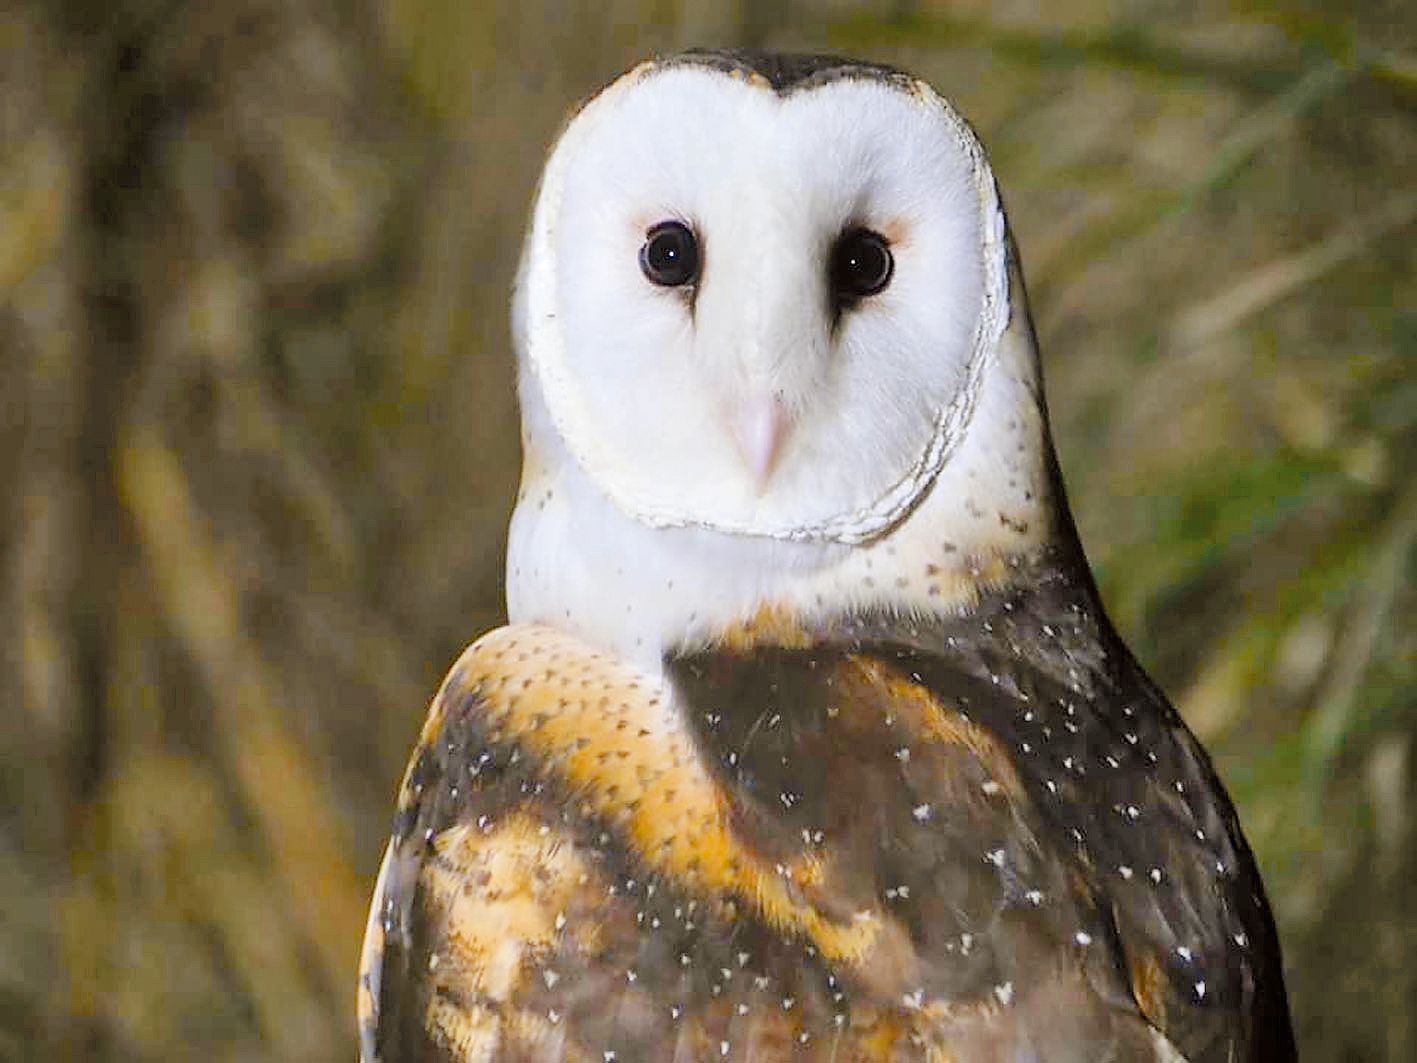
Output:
356 615 1248 1062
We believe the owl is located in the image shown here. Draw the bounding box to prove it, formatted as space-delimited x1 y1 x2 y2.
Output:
357 50 1295 1063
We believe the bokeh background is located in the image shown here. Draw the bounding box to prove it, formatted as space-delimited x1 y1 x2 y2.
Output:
3 1 1413 1060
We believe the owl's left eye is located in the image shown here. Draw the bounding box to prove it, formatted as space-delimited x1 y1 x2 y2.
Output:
640 221 700 287
830 227 893 303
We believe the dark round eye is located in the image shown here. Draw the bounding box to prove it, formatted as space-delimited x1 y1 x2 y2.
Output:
639 221 700 287
830 227 893 302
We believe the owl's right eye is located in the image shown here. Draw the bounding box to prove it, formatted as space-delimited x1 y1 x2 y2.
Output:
830 227 893 304
640 221 700 287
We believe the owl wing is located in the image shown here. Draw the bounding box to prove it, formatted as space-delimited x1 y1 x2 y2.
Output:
357 613 1287 1063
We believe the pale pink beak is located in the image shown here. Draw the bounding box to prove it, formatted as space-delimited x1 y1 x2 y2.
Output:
731 395 790 493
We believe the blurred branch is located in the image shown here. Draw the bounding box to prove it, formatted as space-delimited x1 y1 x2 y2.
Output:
1170 189 1417 351
819 12 1377 94
1069 58 1356 274
1368 49 1417 93
1176 59 1352 209
116 426 364 1034
1302 483 1417 782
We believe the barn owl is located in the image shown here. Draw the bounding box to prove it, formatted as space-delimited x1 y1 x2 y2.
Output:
357 50 1295 1063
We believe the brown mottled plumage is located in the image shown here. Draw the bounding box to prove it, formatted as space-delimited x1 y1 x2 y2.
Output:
357 49 1294 1063
358 561 1292 1061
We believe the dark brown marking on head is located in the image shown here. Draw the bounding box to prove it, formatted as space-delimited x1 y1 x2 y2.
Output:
660 49 914 96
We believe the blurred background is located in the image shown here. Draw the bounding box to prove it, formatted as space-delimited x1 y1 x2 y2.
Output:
3 0 1413 1059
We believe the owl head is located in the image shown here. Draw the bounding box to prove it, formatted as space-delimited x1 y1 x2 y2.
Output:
508 51 1067 658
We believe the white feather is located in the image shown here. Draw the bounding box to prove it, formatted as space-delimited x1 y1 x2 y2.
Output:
508 57 1054 664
